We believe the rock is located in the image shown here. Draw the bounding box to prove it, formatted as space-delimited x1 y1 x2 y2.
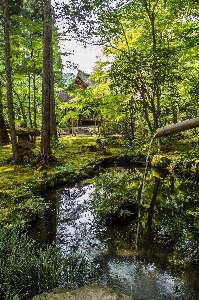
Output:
151 155 171 168
33 283 134 300
151 168 169 179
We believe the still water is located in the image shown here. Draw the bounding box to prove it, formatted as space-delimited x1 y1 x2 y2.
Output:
35 168 199 300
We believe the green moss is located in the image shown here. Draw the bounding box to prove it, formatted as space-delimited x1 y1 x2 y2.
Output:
151 155 171 168
0 136 123 228
1 135 199 228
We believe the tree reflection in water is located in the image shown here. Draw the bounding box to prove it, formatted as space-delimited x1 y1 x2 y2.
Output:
34 168 199 300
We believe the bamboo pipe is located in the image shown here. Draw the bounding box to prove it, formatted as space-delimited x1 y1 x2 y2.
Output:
153 117 199 139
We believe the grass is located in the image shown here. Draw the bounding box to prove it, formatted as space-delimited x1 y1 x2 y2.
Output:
0 228 95 300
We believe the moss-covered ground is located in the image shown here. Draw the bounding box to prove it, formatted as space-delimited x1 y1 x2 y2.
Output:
1 133 199 228
0 136 124 228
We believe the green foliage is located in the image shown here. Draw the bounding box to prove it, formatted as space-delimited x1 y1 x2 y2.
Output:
93 168 140 223
0 0 62 134
0 228 95 299
61 252 95 289
0 184 48 229
8 0 23 17
22 0 43 22
59 0 199 138
55 163 75 174
0 228 39 299
119 139 149 164
160 136 199 173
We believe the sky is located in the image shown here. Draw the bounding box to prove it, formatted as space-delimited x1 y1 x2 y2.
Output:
60 42 101 75
51 0 100 75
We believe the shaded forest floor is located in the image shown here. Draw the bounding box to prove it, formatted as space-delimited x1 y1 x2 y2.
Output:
1 133 199 228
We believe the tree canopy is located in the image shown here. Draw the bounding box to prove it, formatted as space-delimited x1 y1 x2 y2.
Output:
0 0 199 162
57 0 199 139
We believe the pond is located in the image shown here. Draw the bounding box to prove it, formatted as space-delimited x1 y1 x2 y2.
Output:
31 167 199 300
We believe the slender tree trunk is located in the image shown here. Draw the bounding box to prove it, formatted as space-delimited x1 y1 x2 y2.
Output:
33 63 37 129
13 89 27 126
0 84 10 144
49 25 57 140
3 0 19 161
28 73 33 128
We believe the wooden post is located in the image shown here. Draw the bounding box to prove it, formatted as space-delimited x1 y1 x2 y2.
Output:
71 118 75 136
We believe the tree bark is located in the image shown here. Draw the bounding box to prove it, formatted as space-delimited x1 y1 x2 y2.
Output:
28 73 33 128
13 89 27 126
39 0 55 166
49 20 57 140
0 84 10 144
3 0 19 161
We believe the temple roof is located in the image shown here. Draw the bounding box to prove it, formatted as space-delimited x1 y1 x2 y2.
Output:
58 70 94 102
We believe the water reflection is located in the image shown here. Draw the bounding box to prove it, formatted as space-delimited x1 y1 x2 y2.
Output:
35 169 199 299
103 258 194 299
57 184 107 261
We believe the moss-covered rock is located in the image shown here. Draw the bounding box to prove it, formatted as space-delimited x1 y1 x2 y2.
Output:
151 155 171 168
33 283 134 300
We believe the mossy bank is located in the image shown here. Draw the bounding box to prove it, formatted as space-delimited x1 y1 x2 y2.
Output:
1 134 199 228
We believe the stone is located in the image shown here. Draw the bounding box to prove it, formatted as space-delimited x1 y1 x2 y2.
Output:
151 155 171 168
33 283 134 300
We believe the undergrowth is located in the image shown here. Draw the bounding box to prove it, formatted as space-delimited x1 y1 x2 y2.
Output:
0 228 96 300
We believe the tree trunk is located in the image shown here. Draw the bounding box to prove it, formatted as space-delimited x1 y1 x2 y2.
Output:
39 0 55 166
49 25 57 140
13 89 27 126
0 84 10 144
3 0 19 161
33 63 37 129
28 73 33 128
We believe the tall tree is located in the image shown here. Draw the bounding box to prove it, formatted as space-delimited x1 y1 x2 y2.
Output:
38 0 56 167
0 24 9 144
0 83 9 143
3 0 19 161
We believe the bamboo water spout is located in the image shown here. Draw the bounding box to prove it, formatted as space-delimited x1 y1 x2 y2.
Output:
153 117 199 139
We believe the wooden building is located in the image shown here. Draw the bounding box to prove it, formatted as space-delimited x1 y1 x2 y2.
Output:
57 70 98 135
